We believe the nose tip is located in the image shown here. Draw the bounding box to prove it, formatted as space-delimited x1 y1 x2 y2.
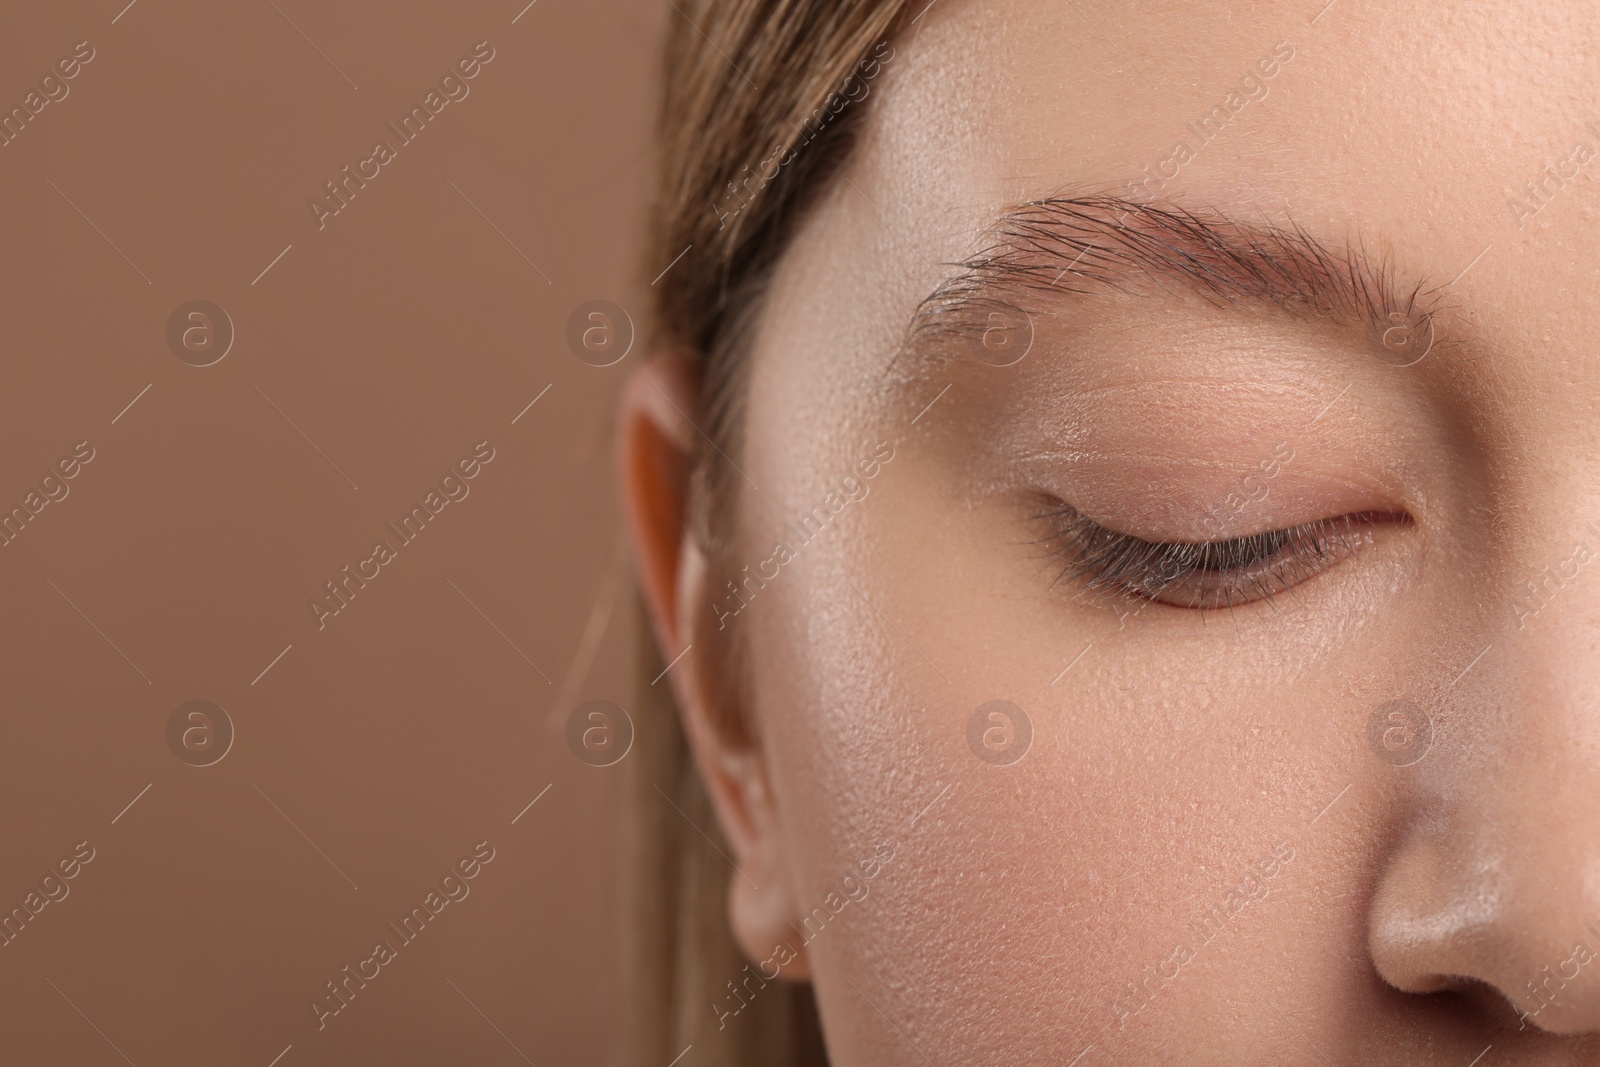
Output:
1367 811 1600 1034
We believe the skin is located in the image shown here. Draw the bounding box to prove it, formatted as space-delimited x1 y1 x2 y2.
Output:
622 0 1600 1062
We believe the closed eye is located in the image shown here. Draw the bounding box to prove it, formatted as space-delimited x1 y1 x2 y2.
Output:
1033 502 1409 613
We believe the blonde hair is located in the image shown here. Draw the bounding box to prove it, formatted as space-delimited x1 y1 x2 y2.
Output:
629 2 912 1064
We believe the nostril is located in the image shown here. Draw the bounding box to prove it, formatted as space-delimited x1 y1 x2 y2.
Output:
1364 966 1536 1049
1448 975 1533 1029
1497 940 1600 1033
1373 970 1531 1035
1380 943 1600 1035
1362 835 1598 1031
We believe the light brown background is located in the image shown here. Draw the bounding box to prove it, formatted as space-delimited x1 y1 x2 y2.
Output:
0 0 654 1062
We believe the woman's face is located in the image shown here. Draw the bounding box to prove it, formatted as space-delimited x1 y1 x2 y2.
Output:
686 0 1600 1061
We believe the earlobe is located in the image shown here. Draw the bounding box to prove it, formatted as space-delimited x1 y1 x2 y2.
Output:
616 351 811 981
729 816 813 981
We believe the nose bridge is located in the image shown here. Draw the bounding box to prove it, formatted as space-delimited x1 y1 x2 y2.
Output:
1496 514 1600 816
1472 507 1600 885
1503 518 1600 636
1366 532 1600 1032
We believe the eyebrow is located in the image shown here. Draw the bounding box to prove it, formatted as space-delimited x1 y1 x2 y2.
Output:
900 194 1456 366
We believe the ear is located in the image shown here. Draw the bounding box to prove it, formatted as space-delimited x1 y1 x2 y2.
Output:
616 351 811 980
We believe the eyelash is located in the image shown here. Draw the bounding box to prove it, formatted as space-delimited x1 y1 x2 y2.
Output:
1034 504 1400 613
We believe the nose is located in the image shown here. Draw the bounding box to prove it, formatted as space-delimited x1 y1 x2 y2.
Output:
1366 592 1600 1034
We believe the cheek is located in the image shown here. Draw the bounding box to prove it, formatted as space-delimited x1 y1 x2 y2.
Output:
739 452 1146 1048
739 419 1382 1060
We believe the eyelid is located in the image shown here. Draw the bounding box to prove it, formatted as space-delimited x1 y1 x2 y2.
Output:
1035 502 1406 613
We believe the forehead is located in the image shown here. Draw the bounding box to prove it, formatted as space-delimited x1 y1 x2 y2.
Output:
881 0 1591 216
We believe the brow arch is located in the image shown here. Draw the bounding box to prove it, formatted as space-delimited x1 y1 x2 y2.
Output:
898 194 1456 367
